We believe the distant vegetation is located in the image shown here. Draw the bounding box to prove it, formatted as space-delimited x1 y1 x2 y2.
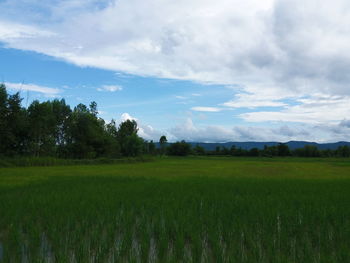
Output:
1 83 350 160
192 142 350 158
0 84 149 159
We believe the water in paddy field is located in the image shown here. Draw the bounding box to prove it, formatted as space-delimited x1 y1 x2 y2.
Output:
0 242 3 261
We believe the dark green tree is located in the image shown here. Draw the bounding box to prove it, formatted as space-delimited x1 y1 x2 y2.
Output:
159 135 167 155
0 84 9 155
148 140 156 155
117 119 140 156
193 144 205 155
68 103 111 158
277 143 290 156
7 92 29 155
167 140 192 156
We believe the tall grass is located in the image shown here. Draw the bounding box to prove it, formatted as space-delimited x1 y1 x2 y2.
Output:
0 158 350 262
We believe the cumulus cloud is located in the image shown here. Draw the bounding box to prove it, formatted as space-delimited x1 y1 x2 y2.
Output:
120 112 137 122
116 113 350 143
240 94 350 124
119 113 163 141
5 82 61 95
97 85 122 92
168 118 350 143
1 0 350 126
168 118 310 142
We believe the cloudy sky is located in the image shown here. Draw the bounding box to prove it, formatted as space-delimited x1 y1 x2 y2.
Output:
1 0 350 142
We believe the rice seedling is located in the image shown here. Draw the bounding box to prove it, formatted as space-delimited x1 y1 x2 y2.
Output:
0 157 350 262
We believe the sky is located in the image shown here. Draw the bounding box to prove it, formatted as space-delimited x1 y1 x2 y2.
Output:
1 0 350 142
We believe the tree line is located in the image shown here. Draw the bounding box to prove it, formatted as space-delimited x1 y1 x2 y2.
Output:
1 83 349 159
191 143 350 157
0 84 153 158
158 141 350 157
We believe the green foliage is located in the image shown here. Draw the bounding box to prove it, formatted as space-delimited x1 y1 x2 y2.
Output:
148 140 156 154
0 84 145 159
336 145 350 157
193 144 205 155
116 119 140 156
159 135 167 155
293 145 320 157
167 140 192 156
0 84 9 155
122 133 144 157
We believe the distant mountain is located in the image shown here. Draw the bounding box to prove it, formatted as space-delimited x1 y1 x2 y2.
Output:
186 141 350 151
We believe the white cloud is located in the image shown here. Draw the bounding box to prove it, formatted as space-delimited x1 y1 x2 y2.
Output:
191 107 222 112
119 112 163 141
222 93 288 109
169 117 350 143
115 114 350 143
240 94 350 124
2 0 350 127
169 118 314 142
5 82 61 95
97 85 123 92
120 112 137 122
0 21 54 40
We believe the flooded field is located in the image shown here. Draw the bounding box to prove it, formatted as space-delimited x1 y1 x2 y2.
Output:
1 157 350 262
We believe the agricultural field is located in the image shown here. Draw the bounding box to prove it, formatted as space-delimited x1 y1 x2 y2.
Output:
1 157 350 262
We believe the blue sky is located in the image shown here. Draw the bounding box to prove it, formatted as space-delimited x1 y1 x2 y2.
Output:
1 0 350 142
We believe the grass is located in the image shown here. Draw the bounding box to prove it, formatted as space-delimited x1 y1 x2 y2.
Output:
0 156 153 168
0 157 350 262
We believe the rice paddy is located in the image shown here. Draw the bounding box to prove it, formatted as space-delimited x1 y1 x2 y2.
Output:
1 157 350 262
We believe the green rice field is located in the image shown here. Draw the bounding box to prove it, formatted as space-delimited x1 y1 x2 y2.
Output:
1 157 350 262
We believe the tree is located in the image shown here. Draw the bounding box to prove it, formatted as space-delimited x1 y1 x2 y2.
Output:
293 145 320 157
7 92 29 155
336 146 350 157
277 143 290 157
122 133 144 157
148 140 156 155
159 135 167 155
167 140 192 156
68 102 112 158
89 101 98 117
248 147 259 157
117 120 139 156
193 144 205 155
51 99 72 156
221 146 230 155
103 119 121 157
0 84 9 155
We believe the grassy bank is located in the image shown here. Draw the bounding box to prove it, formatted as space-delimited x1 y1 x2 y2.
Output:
0 158 350 262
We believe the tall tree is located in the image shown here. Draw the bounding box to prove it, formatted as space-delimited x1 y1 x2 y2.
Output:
148 140 156 155
116 120 142 156
0 84 9 155
7 92 28 155
167 140 192 156
28 100 56 156
159 135 167 155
